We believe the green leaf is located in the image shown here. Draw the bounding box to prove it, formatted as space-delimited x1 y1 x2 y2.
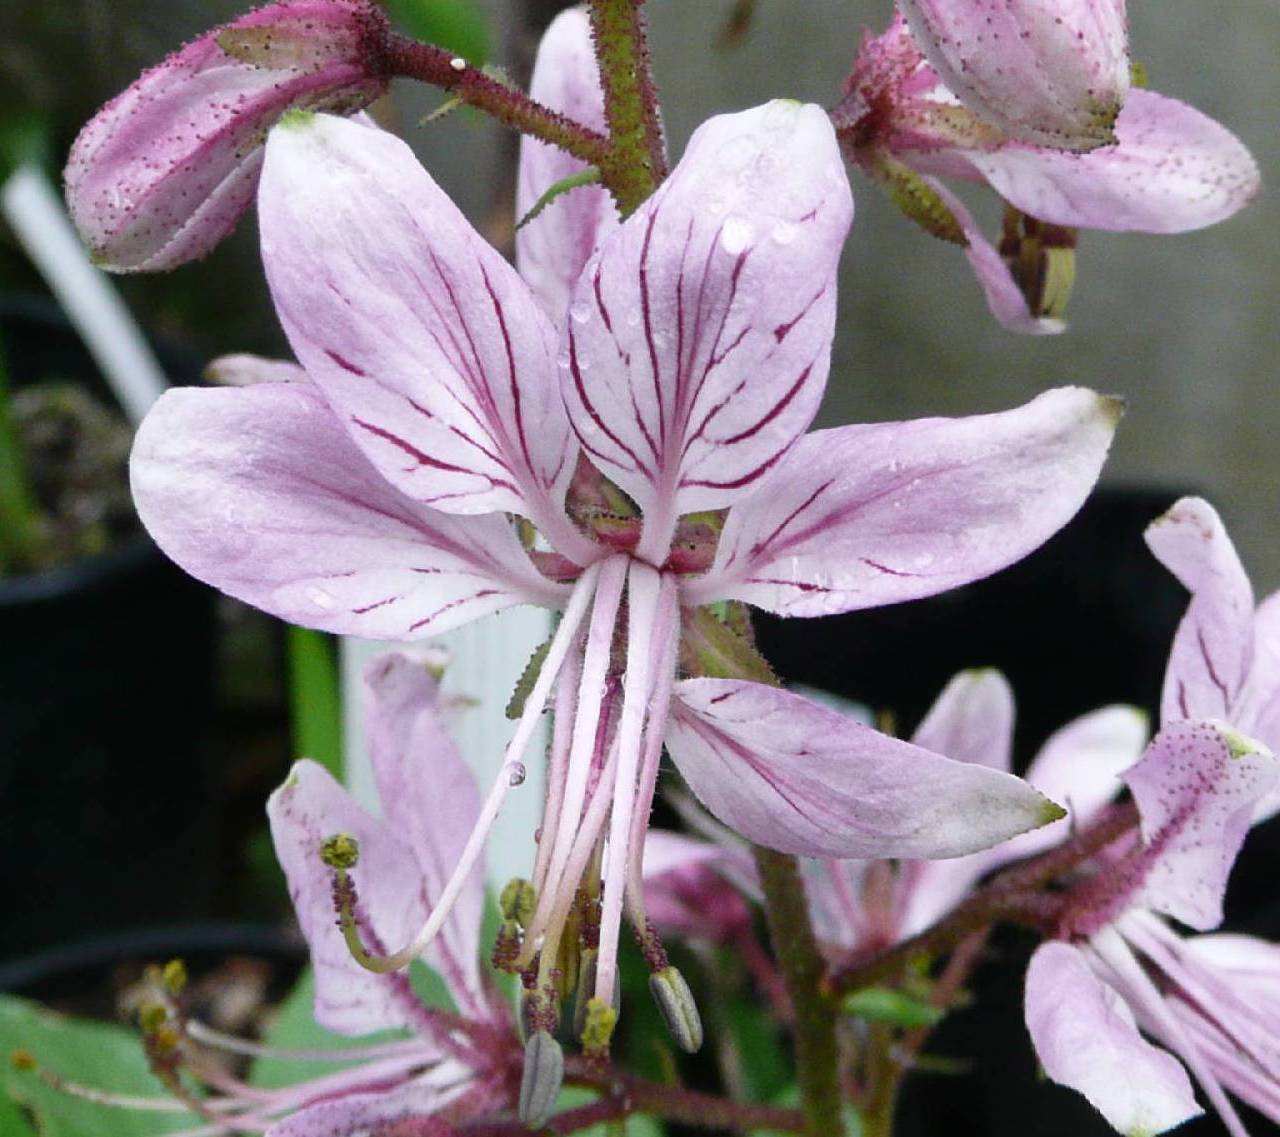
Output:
0 1089 36 1137
0 996 201 1137
286 625 343 780
384 0 490 64
841 986 943 1029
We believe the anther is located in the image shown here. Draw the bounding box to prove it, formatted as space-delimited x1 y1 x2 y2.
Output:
649 966 704 1054
579 997 618 1062
320 832 360 870
161 959 187 996
517 1030 564 1129
500 878 538 927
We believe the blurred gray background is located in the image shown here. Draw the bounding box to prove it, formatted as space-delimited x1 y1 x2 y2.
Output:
3 0 1276 582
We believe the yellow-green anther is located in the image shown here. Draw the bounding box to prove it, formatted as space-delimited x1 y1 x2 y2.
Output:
517 1030 564 1129
573 948 600 1039
320 832 360 870
138 1002 169 1034
161 959 188 996
1037 246 1076 320
579 997 618 1059
500 877 537 926
649 966 704 1054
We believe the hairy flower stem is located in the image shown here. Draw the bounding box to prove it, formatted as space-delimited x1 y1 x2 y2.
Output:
382 34 611 167
826 800 1140 996
587 0 668 216
755 846 847 1137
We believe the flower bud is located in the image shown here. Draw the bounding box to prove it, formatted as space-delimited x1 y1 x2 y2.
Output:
896 0 1129 150
648 965 703 1054
65 1 389 272
517 1030 564 1129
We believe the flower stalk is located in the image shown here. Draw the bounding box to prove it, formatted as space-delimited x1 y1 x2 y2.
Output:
586 0 668 216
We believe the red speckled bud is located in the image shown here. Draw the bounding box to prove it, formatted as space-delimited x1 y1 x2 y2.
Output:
65 1 388 272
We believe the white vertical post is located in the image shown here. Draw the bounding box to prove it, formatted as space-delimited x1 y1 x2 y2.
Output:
342 606 554 889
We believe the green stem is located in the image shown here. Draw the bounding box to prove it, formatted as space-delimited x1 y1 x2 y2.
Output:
587 0 667 216
0 331 44 573
286 625 343 779
754 846 846 1137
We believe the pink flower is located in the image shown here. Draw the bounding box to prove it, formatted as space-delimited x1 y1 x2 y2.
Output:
129 14 1120 1048
65 0 389 272
833 13 1259 333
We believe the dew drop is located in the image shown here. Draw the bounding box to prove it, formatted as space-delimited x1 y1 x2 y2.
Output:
508 762 527 786
625 308 641 328
721 217 752 255
569 299 593 325
307 586 336 610
771 220 798 245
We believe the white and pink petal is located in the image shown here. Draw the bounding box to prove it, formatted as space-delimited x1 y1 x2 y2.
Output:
970 91 1260 234
691 387 1118 616
911 668 1015 772
1124 719 1278 931
560 100 852 558
1024 941 1202 1136
362 653 488 1017
515 7 618 318
266 760 431 1037
259 113 581 542
666 679 1063 860
130 383 561 641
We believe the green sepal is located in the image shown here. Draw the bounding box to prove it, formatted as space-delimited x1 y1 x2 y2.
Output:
866 150 967 247
841 986 944 1028
681 605 777 686
506 635 553 720
516 167 604 232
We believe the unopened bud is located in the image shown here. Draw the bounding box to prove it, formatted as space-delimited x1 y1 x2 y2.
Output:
321 832 360 870
649 966 703 1054
64 0 390 272
517 1030 564 1130
500 878 537 927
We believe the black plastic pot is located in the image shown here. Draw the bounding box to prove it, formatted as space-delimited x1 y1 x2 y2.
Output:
0 297 219 959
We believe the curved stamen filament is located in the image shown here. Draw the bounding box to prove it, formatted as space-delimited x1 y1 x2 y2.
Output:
532 643 582 897
594 563 678 1012
340 560 604 975
184 1020 423 1064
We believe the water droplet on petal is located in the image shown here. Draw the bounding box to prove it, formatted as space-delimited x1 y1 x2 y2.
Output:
569 299 593 325
721 217 752 255
306 586 335 610
508 762 527 786
625 308 641 328
771 221 798 245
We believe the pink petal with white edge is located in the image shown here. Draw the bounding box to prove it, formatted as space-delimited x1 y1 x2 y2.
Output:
897 0 1128 151
928 178 1066 335
1125 720 1278 931
363 653 487 1018
266 760 431 1036
690 387 1118 616
1024 942 1202 1136
264 1059 476 1137
970 91 1260 234
515 8 618 318
259 113 580 540
667 679 1063 859
1145 497 1255 724
911 669 1015 771
560 101 852 547
131 383 561 640
204 353 308 386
